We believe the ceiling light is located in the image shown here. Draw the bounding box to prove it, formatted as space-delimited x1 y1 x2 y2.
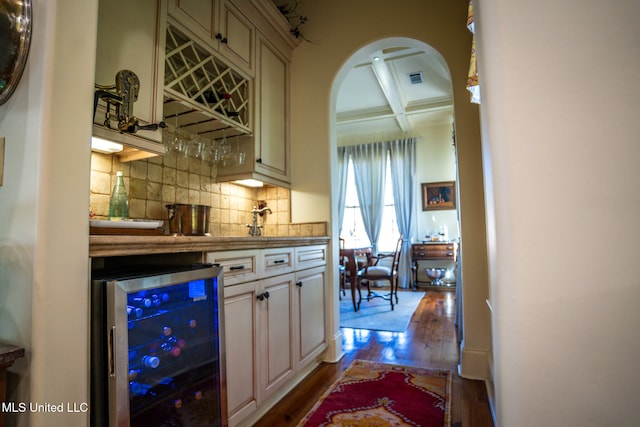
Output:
233 179 264 187
91 136 123 154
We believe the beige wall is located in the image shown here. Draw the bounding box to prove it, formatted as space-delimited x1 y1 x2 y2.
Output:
477 0 640 425
0 1 98 426
286 0 490 375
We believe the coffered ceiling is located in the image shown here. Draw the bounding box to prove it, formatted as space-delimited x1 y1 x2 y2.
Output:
268 0 454 141
336 46 454 141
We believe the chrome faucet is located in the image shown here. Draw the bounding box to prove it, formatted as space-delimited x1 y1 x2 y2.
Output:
246 206 272 236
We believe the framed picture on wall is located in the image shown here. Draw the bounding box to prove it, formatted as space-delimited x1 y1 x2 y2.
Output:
422 181 456 211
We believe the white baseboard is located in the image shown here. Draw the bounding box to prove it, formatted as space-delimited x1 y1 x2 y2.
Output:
457 344 489 379
484 377 497 426
323 330 344 363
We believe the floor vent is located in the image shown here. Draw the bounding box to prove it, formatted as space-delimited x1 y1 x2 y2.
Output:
408 72 424 85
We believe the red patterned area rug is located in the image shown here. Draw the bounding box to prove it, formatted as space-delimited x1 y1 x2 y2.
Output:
297 360 451 427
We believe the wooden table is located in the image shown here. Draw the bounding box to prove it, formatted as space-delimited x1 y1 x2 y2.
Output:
411 242 458 288
0 343 25 427
340 247 372 312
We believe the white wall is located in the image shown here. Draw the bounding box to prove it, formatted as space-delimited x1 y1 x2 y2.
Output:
477 0 640 425
0 1 98 426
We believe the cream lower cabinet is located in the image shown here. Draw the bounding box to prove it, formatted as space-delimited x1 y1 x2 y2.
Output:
295 265 327 369
259 273 296 397
223 280 260 423
223 273 295 426
209 245 326 426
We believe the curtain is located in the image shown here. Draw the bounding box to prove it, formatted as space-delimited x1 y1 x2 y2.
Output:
387 138 416 289
349 142 387 254
336 147 350 234
467 0 481 104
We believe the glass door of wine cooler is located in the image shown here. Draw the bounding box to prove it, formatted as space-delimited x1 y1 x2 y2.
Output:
94 265 226 427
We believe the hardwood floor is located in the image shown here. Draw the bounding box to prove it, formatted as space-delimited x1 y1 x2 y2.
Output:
254 290 494 426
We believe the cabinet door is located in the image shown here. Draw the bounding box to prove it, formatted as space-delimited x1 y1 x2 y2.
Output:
94 0 166 152
168 0 216 40
259 273 295 397
295 266 327 369
224 281 259 424
255 33 290 183
219 0 254 74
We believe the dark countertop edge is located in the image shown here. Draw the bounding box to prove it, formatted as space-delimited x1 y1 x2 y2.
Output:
0 343 25 365
89 235 331 257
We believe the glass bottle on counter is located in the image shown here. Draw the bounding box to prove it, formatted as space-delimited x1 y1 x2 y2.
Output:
108 171 129 220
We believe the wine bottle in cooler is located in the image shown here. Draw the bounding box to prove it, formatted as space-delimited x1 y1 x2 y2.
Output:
131 296 152 309
127 305 143 319
141 355 160 369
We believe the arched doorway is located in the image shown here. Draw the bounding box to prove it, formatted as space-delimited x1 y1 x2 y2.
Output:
330 37 464 342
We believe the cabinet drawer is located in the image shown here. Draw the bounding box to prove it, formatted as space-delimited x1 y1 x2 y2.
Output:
411 244 457 261
263 247 294 277
207 250 259 286
294 245 327 270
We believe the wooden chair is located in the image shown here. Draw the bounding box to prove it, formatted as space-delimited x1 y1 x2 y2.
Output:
356 236 404 311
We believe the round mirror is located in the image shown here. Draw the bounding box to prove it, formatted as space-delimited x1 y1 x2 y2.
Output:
0 0 32 106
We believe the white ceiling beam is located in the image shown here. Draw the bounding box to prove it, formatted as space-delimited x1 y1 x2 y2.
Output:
369 51 412 133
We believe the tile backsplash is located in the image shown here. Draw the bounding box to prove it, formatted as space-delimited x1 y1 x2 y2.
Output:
90 151 326 237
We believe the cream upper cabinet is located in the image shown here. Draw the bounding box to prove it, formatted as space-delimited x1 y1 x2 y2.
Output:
93 0 167 159
168 0 254 75
255 33 289 184
216 31 292 187
221 1 255 74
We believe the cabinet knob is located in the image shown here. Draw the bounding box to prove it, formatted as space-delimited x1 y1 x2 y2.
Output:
296 281 303 287
256 158 262 164
257 293 265 301
215 33 228 44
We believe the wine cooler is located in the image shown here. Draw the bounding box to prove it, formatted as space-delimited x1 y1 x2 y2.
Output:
91 264 227 426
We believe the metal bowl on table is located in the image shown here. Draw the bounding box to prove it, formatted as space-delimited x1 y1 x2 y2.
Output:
425 268 448 286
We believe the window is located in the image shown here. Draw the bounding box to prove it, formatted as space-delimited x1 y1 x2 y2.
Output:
340 154 400 252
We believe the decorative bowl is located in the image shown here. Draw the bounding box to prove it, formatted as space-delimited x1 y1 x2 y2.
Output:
425 268 448 286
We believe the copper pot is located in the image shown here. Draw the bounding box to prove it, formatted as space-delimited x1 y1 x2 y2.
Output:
166 204 210 236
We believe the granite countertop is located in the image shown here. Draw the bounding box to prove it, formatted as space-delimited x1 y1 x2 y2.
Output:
89 235 331 257
0 342 25 366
